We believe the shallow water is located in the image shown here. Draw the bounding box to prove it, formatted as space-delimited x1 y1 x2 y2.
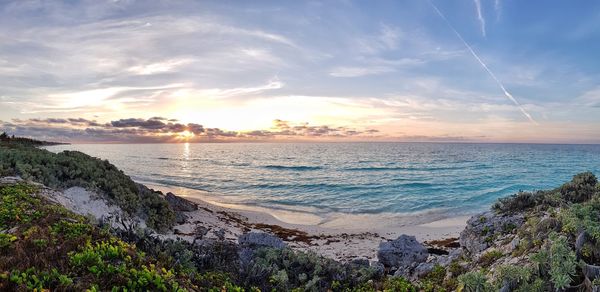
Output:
47 143 600 221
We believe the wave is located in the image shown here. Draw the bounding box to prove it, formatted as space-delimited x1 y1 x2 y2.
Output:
344 166 464 172
262 165 323 171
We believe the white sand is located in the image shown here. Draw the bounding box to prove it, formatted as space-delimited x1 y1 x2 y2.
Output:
147 183 469 261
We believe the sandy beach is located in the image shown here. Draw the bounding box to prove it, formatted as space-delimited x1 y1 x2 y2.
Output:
146 182 469 261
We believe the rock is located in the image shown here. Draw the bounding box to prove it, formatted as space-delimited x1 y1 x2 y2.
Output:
214 228 226 240
413 262 435 279
393 266 411 278
449 248 462 259
377 235 428 268
238 247 255 266
510 237 520 250
0 176 23 185
351 258 370 267
576 231 589 258
165 192 198 212
370 261 385 277
238 232 286 249
427 247 449 255
435 248 459 266
3 227 18 234
583 263 600 281
175 212 188 224
194 226 209 240
459 211 524 254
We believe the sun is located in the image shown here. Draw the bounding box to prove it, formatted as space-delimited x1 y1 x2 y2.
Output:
177 130 195 140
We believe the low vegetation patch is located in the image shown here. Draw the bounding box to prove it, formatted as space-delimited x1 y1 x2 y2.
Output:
0 140 174 231
0 182 243 291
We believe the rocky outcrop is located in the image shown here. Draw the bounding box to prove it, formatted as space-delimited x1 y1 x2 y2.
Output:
459 211 524 254
377 235 428 269
0 176 24 185
165 192 198 212
238 232 286 249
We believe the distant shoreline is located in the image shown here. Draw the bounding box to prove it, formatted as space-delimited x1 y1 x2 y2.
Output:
49 141 600 145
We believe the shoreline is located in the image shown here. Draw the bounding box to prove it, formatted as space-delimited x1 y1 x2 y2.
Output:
145 181 469 261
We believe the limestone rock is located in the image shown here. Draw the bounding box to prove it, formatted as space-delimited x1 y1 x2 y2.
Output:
238 232 286 249
377 235 428 268
165 192 198 212
459 211 524 254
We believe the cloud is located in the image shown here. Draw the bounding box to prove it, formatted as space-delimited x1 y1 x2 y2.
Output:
578 86 600 107
127 58 194 75
356 23 402 54
329 66 394 77
474 0 486 37
1 117 380 143
269 119 379 137
494 0 502 20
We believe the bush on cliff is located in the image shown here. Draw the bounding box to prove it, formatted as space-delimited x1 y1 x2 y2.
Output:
0 144 174 231
0 182 220 291
493 172 600 213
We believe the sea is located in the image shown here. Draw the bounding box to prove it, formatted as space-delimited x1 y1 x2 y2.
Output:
46 143 600 226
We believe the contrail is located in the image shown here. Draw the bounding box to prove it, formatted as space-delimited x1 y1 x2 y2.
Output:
428 1 537 124
473 0 486 37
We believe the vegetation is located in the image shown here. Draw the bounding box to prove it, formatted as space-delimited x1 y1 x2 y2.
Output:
458 270 494 292
0 183 203 291
0 182 393 291
477 250 503 267
468 172 600 291
0 132 66 147
0 136 175 231
493 171 599 213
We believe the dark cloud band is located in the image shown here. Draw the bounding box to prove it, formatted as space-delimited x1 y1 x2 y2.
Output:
0 117 379 143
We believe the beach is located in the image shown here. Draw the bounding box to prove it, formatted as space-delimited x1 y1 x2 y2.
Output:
148 182 468 261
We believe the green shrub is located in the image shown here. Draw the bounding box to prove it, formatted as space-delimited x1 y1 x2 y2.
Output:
560 198 600 240
493 172 599 213
478 250 503 267
494 265 531 290
383 277 416 292
240 247 379 291
0 183 41 229
530 232 577 290
0 233 17 249
458 270 494 292
548 233 577 290
0 145 174 231
493 190 545 213
8 268 73 291
52 220 93 240
558 172 598 203
514 277 545 292
417 265 448 291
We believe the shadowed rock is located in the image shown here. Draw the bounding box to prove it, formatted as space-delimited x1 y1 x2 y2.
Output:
460 211 524 254
165 192 198 212
238 232 286 249
377 234 428 268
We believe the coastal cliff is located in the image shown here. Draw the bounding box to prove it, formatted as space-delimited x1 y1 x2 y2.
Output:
1 139 600 291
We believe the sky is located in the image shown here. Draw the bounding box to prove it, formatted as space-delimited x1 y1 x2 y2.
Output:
1 0 600 143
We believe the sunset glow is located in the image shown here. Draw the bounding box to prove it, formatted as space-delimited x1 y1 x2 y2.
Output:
0 1 599 143
177 130 195 140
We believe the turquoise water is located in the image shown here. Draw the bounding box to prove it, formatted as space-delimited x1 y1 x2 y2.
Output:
47 143 600 220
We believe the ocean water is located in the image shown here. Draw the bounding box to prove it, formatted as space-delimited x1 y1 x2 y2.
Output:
47 143 600 224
